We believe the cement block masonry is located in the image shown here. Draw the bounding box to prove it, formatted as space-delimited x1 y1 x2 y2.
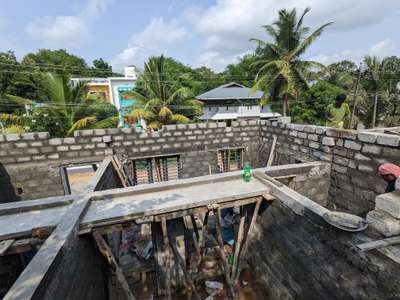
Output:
0 119 399 216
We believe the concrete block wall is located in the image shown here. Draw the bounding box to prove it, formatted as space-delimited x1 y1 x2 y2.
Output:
259 120 400 215
247 202 400 300
0 121 262 202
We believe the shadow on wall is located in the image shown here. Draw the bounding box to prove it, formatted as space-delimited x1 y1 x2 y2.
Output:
0 163 21 203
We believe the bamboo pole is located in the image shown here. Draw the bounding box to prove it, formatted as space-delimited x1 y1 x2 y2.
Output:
93 233 136 300
214 208 236 299
231 208 246 282
161 217 172 300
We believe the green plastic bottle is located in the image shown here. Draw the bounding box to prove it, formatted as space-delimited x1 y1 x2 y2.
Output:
228 253 234 265
243 163 252 182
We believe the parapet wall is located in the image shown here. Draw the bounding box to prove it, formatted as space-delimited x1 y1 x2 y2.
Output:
0 121 262 202
1 120 399 214
259 121 400 215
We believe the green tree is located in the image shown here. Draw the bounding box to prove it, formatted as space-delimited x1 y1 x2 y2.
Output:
324 60 357 90
291 80 346 125
357 56 391 128
92 58 114 77
3 73 118 136
127 55 203 129
223 53 259 87
252 7 333 116
22 49 89 77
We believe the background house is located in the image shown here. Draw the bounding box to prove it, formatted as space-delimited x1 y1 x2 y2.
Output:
196 82 280 124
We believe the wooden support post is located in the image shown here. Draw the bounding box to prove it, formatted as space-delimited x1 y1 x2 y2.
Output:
0 239 15 255
214 208 236 299
93 233 136 300
169 239 200 300
161 217 172 300
267 135 277 167
184 215 200 255
234 199 262 284
231 208 246 282
153 158 162 182
355 236 400 252
110 156 130 187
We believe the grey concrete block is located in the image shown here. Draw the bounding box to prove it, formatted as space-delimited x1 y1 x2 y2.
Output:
308 141 320 149
21 133 36 140
358 132 379 143
15 142 28 148
308 134 319 141
303 125 316 133
366 209 400 237
376 134 400 147
6 134 20 141
358 164 374 173
30 141 43 147
375 191 400 219
49 138 62 145
315 126 328 135
47 153 60 159
344 140 362 150
298 132 307 139
322 137 335 146
94 129 106 135
354 153 371 161
340 130 357 140
57 146 69 151
362 144 381 155
37 132 49 139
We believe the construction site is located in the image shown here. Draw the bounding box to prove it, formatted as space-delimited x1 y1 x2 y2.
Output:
0 118 400 300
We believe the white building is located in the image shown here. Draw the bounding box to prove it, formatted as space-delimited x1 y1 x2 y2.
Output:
196 82 281 122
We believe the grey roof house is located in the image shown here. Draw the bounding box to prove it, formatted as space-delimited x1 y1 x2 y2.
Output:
196 82 281 121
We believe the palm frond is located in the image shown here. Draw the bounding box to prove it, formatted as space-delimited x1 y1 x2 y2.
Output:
159 106 172 117
5 94 35 106
148 120 161 129
290 22 333 59
170 114 189 124
90 117 119 129
67 116 97 136
0 113 25 125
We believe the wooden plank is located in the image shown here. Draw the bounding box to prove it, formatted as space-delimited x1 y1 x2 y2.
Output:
161 217 172 300
111 156 129 187
0 239 15 255
214 208 235 299
93 233 136 300
198 211 209 264
184 215 200 254
267 135 277 167
231 208 246 282
235 199 262 283
1 238 43 256
355 236 400 252
169 238 200 300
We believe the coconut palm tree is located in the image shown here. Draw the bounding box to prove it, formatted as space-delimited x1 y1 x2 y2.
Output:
252 7 333 116
357 56 391 128
126 55 203 129
1 73 118 136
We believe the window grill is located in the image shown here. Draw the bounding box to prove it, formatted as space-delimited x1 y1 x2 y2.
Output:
131 155 180 186
217 148 244 172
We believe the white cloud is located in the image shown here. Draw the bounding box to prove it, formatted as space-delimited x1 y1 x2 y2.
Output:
25 0 112 48
369 38 397 57
112 18 187 70
191 0 399 69
308 38 399 65
113 0 399 71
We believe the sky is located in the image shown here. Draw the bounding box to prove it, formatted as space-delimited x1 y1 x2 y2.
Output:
0 0 399 72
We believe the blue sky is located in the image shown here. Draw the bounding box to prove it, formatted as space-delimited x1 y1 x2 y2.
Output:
0 0 399 72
